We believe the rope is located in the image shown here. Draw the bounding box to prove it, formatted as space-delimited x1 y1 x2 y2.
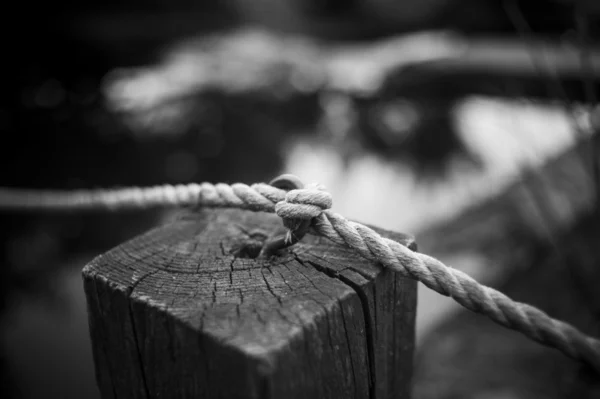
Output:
0 183 286 212
2 178 600 373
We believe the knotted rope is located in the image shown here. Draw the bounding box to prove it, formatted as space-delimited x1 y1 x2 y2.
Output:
1 177 600 373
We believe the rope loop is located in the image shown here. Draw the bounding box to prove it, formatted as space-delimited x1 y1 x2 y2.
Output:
265 178 332 254
275 187 332 228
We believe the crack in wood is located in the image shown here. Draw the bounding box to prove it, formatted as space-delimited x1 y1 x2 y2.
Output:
340 302 359 399
127 269 159 399
292 251 376 399
83 209 416 398
261 267 284 306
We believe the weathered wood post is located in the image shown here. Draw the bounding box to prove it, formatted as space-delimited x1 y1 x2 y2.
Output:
83 208 417 398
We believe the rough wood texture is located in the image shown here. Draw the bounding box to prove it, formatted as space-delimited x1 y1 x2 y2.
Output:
82 208 417 399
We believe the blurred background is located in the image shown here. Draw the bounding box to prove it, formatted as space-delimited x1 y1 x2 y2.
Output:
1 0 600 398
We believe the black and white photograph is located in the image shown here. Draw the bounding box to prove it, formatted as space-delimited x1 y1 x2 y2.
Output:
1 0 599 398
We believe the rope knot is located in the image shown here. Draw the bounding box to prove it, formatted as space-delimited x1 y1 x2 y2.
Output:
275 187 332 228
262 175 332 255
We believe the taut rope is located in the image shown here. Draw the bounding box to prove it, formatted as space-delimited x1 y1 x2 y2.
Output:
1 176 599 373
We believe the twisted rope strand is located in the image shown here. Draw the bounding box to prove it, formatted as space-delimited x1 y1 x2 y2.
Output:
312 211 600 372
1 179 599 373
0 183 285 212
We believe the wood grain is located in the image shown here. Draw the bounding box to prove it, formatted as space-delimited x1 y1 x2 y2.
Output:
83 208 417 399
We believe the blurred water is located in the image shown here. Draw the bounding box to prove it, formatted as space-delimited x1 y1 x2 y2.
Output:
284 96 590 233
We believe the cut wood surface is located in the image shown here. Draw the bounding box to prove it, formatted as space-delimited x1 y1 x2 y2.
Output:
82 208 417 399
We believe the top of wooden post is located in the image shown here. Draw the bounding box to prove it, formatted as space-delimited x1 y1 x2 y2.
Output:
83 208 417 399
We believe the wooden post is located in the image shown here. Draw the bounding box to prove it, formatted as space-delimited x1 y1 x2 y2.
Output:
82 208 417 399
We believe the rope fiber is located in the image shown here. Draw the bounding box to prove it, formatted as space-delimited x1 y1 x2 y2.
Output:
1 177 600 373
